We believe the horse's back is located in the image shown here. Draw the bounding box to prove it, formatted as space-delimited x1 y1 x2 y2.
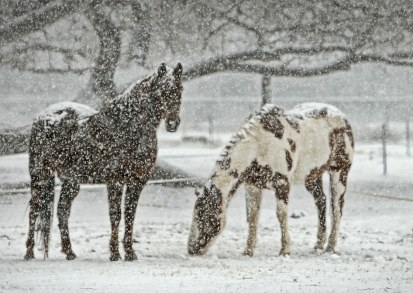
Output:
287 103 353 183
29 102 97 174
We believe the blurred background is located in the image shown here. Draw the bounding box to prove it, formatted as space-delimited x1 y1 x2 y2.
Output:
0 0 412 158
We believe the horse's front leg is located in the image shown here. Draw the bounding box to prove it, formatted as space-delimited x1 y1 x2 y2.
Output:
24 198 38 260
107 182 123 261
274 176 291 256
123 182 144 261
57 180 80 260
243 185 262 257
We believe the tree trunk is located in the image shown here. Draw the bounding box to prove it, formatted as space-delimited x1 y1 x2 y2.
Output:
76 8 121 108
128 2 151 67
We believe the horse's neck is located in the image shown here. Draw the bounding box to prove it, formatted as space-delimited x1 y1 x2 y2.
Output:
205 121 262 208
206 167 240 210
93 89 162 135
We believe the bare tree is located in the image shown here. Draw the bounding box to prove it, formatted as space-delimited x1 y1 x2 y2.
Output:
178 0 413 104
0 0 412 160
1 0 413 107
0 0 149 106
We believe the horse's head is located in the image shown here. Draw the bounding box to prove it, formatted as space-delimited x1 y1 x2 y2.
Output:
188 183 224 256
144 62 183 132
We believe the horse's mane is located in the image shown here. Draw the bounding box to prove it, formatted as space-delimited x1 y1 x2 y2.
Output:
109 75 154 106
106 65 180 111
217 104 284 162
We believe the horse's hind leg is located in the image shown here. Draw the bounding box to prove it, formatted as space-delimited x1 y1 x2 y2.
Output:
274 177 291 256
41 177 55 259
57 180 80 260
243 185 262 257
305 177 327 251
326 169 349 253
107 182 123 261
24 183 42 260
24 173 53 260
123 182 144 261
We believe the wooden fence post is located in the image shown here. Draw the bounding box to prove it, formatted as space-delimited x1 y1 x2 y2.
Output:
381 122 387 175
261 74 271 106
381 107 389 176
407 118 411 157
208 115 214 146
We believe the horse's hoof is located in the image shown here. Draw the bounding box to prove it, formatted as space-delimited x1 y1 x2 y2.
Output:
242 249 254 257
124 252 138 261
24 251 34 260
314 242 325 250
279 250 290 257
109 253 122 261
313 245 324 254
66 252 77 260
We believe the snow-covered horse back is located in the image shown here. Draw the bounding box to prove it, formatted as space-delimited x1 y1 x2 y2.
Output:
188 103 354 256
24 63 183 261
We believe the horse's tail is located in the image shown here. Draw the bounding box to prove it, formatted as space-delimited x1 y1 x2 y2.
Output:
344 118 355 151
39 176 55 259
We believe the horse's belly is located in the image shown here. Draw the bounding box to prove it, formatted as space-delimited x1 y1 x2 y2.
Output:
58 152 157 184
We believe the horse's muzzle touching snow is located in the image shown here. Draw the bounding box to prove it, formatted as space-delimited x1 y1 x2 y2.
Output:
188 242 202 255
187 233 209 256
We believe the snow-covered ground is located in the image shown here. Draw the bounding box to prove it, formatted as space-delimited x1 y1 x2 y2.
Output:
0 142 412 292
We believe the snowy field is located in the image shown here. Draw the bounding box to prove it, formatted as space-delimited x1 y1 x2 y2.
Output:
0 142 412 292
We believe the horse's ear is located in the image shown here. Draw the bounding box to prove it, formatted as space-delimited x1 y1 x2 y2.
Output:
173 63 182 79
158 63 167 77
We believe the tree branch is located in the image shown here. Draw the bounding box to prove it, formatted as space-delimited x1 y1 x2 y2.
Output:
10 43 87 58
389 52 413 59
183 46 352 80
184 55 353 80
0 0 84 46
202 22 229 50
22 67 91 75
356 54 413 67
183 47 413 81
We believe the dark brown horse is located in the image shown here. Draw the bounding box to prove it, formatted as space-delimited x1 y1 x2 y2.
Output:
24 63 183 261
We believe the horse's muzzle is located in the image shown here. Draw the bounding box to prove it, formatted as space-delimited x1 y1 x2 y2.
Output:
188 243 202 256
165 117 180 132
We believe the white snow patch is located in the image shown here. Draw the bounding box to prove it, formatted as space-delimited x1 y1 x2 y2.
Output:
287 102 346 118
0 142 412 292
35 101 97 125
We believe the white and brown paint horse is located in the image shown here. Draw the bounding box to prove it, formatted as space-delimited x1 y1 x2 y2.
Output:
24 63 183 261
188 103 354 256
